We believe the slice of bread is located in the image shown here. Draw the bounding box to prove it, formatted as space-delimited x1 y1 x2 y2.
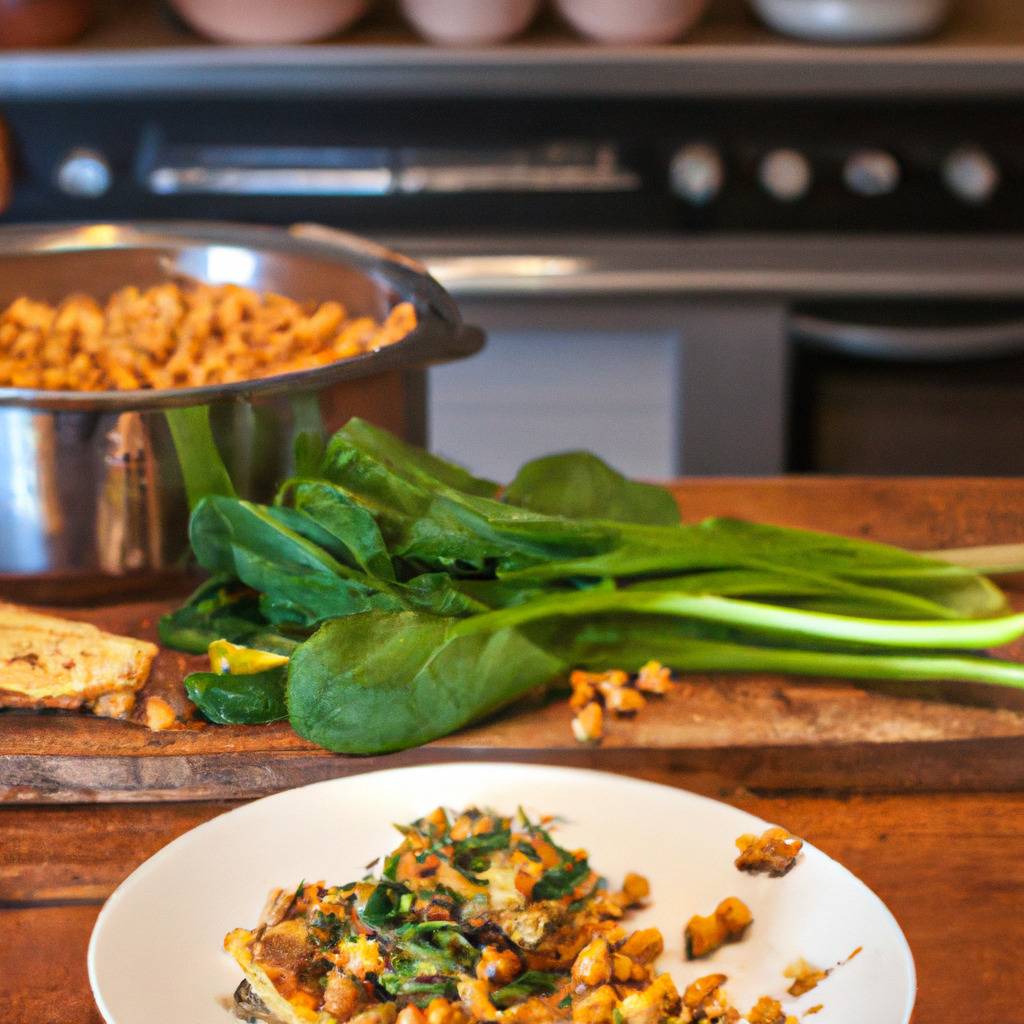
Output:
0 602 157 715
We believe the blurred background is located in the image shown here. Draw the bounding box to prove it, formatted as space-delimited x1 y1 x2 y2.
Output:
2 0 1023 479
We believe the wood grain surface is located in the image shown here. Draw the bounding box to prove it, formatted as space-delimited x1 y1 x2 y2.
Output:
3 782 1022 1023
4 478 1024 802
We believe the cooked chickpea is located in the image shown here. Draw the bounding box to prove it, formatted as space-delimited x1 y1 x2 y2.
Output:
0 285 416 392
572 938 612 987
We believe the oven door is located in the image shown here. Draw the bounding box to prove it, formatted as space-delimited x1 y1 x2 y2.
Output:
790 301 1024 475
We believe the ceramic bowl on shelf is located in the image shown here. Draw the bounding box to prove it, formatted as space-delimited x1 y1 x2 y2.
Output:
400 0 541 46
749 0 953 42
169 0 370 44
0 0 95 47
555 0 708 44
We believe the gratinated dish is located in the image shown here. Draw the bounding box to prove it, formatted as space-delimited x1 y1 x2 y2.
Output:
225 807 805 1024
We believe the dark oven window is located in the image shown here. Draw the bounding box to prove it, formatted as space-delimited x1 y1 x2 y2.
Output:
789 301 1024 476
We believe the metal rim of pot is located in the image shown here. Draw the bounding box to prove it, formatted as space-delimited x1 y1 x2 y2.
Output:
0 220 483 412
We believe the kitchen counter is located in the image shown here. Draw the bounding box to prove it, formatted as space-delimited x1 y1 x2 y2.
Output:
3 477 1024 1021
4 0 1024 99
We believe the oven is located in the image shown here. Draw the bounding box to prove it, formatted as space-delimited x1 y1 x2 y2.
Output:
4 91 1024 477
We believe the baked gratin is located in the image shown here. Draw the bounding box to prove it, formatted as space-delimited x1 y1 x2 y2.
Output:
225 806 688 1024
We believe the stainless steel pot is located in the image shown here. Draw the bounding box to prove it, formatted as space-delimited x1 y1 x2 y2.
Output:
0 222 484 600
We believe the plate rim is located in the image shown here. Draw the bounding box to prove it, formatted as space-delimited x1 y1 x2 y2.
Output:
87 760 917 1024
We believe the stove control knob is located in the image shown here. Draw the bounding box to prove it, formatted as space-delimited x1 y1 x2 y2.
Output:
55 148 112 198
759 148 813 202
669 143 724 206
843 149 901 197
943 146 1000 204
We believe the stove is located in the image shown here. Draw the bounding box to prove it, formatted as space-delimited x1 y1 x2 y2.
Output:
6 96 1023 233
4 28 1024 478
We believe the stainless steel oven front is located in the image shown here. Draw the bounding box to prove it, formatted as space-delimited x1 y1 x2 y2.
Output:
4 88 1024 477
416 235 1024 478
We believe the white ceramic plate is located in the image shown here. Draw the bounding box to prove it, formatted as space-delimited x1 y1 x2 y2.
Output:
89 763 915 1024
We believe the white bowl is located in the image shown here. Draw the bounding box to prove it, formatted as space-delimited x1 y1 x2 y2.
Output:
170 0 370 43
556 0 708 44
750 0 952 42
401 0 541 45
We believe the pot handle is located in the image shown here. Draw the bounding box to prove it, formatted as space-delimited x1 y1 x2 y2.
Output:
445 323 486 360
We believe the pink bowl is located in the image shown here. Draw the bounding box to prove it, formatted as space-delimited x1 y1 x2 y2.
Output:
400 0 542 45
556 0 708 44
170 0 370 43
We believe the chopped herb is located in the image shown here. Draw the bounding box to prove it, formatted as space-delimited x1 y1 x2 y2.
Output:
452 828 511 856
383 851 402 880
558 995 572 1010
491 971 562 1009
380 975 459 1004
533 857 592 901
360 880 414 929
515 841 542 862
393 921 480 973
308 909 347 949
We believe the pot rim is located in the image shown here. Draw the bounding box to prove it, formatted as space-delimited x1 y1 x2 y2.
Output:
0 220 475 412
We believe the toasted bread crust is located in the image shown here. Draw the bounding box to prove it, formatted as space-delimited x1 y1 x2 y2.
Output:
0 602 157 712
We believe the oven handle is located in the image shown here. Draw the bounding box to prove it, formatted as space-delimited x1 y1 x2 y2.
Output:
790 311 1024 362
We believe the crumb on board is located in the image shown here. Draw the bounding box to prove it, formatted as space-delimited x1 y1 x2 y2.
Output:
685 897 753 959
568 662 676 744
735 827 804 877
636 660 675 694
144 695 184 732
571 700 604 743
90 690 137 719
804 1005 824 1016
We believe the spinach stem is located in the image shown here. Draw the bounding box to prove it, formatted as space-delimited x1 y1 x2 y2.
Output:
650 639 1024 690
452 589 1024 650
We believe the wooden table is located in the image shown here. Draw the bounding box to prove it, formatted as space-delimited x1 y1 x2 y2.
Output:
3 479 1024 1023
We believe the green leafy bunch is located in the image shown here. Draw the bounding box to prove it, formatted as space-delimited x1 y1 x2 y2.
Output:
162 417 1024 753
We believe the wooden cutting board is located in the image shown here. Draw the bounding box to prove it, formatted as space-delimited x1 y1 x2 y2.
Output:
4 478 1024 803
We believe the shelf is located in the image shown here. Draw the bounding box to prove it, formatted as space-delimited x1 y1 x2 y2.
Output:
3 0 1024 100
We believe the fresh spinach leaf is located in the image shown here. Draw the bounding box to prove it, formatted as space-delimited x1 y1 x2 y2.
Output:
324 417 499 498
184 666 287 724
278 479 395 581
189 495 403 626
158 575 269 653
286 612 565 754
504 451 679 526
